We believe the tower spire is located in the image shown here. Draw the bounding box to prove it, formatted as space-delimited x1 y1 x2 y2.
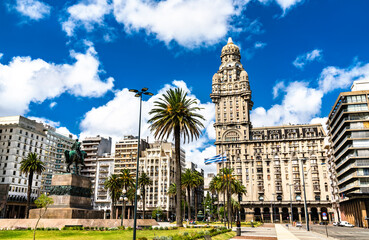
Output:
227 37 233 44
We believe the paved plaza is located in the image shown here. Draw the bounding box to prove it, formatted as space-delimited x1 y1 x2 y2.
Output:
230 224 337 240
305 225 369 240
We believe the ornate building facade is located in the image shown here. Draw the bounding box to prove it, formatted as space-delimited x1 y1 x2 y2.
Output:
210 38 332 223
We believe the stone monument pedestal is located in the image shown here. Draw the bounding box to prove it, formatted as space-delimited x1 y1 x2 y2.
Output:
30 174 103 219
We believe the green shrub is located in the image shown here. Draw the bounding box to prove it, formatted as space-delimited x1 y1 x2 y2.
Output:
183 232 189 236
127 227 133 230
138 237 148 240
148 226 152 230
164 226 168 230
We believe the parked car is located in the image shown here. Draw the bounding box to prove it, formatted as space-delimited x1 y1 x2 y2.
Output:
333 222 339 226
339 221 354 227
296 222 302 227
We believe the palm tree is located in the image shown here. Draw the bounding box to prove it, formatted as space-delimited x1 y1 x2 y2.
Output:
182 169 196 220
20 153 45 218
127 185 140 219
104 174 123 219
148 88 205 227
219 167 234 227
209 175 220 221
138 172 152 219
120 169 135 219
193 171 204 221
231 180 246 222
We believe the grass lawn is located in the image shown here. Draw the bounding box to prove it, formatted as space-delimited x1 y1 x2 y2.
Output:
0 228 235 240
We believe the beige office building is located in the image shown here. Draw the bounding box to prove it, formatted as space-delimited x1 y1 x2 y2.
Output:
210 38 332 223
327 80 369 227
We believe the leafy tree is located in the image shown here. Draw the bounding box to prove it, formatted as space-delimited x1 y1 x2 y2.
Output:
152 207 163 221
104 174 123 219
20 153 45 218
33 194 53 240
138 172 152 219
148 88 205 226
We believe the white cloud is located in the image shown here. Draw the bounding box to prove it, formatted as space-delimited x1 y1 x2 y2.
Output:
80 80 217 174
28 116 78 138
0 53 3 60
254 41 267 49
49 102 57 109
258 0 304 12
272 81 285 98
62 0 112 36
252 59 369 127
251 81 323 127
14 0 51 20
112 0 245 48
0 43 114 116
244 40 267 60
318 61 369 94
293 49 323 69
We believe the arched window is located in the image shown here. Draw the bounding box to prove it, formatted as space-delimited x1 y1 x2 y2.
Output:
224 131 240 142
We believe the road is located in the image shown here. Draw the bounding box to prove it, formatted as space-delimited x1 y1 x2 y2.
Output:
307 225 369 240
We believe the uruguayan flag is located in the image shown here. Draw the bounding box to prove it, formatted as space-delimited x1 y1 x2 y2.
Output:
204 154 227 165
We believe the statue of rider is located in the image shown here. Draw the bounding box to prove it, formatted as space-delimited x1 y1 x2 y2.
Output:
71 139 82 160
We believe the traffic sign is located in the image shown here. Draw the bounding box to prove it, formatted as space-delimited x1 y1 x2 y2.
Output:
322 212 327 220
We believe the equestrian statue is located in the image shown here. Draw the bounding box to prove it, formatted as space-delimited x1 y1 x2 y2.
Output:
64 139 87 174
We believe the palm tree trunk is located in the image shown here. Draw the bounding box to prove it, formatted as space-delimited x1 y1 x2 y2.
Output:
187 186 191 220
143 187 146 219
194 188 198 221
26 171 33 218
217 191 220 221
174 126 183 227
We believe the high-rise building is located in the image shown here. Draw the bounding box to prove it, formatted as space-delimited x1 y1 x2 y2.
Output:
138 141 185 219
81 136 112 198
327 79 369 227
93 154 115 219
0 116 74 218
41 125 74 194
114 135 149 175
210 38 331 223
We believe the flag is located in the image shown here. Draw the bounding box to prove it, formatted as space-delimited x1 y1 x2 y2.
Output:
204 154 227 165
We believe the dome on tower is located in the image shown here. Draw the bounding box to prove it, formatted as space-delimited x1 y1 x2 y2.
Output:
221 37 240 57
212 73 220 83
240 70 248 81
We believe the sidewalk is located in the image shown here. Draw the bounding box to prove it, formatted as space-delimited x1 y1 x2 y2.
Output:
230 224 338 240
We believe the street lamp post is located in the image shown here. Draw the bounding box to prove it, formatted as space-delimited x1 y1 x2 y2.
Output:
121 189 128 227
288 183 293 224
129 88 153 240
299 158 310 231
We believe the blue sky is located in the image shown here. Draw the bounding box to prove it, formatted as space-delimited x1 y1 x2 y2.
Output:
1 0 369 173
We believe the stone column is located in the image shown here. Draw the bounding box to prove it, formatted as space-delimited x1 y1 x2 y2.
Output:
279 207 283 222
298 211 302 222
317 207 322 222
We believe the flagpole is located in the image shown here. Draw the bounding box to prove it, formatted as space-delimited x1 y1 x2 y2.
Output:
222 146 226 227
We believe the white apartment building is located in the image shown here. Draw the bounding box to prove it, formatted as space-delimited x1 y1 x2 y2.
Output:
81 136 112 198
93 154 115 219
0 116 74 218
139 141 185 219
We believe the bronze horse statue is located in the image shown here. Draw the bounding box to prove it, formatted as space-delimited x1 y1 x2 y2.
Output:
64 149 87 174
